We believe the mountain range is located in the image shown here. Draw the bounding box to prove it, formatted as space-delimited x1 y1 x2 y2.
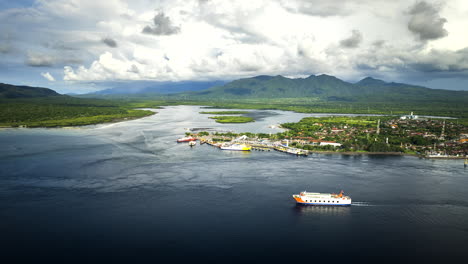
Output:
2 75 468 104
183 75 468 103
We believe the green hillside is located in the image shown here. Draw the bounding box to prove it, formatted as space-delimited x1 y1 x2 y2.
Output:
0 84 154 127
0 83 62 98
185 75 468 104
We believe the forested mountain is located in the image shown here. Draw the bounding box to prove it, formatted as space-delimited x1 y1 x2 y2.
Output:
0 83 62 98
0 83 153 127
184 75 468 103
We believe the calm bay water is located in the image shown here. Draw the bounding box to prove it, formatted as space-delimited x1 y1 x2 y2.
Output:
1 106 467 262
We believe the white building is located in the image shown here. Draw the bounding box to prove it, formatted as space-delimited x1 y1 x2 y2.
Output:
400 112 418 120
319 141 342 147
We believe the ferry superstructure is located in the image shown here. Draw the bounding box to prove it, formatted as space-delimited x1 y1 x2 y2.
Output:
219 143 251 151
292 190 351 206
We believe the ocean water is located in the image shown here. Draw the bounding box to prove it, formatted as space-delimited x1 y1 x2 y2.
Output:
1 106 467 262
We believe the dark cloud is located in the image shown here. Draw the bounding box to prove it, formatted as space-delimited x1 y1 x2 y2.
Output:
339 30 362 48
102 37 118 48
25 52 54 67
25 52 83 67
409 48 468 73
407 1 448 41
127 64 139 73
142 12 180 35
43 41 78 50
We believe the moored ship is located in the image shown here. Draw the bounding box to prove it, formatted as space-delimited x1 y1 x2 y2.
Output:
292 190 351 206
220 143 251 151
177 136 197 143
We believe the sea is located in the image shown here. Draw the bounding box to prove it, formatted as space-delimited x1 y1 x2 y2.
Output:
1 105 467 263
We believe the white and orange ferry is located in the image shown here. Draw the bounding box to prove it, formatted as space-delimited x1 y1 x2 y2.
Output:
292 190 351 206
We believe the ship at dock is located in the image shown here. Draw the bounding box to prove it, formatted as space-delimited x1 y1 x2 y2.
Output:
292 190 352 206
177 136 197 143
220 142 252 151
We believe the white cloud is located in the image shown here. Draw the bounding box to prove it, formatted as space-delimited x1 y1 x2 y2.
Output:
1 0 468 89
41 72 55 81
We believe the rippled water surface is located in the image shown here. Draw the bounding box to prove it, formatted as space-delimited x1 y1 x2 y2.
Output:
1 106 467 262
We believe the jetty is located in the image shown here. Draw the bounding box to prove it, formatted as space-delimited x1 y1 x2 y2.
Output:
190 134 309 156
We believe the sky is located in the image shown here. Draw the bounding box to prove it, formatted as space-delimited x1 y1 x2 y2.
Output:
1 0 468 94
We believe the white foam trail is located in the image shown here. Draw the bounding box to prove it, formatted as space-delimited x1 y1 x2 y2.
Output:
351 202 374 206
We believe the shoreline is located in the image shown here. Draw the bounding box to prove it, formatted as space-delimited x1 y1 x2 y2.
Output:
0 111 157 129
306 150 466 159
305 150 418 157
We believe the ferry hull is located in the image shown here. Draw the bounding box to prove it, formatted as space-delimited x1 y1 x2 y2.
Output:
177 138 197 143
292 193 352 206
295 201 351 206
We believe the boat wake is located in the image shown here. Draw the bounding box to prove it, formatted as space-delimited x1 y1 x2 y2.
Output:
351 202 374 206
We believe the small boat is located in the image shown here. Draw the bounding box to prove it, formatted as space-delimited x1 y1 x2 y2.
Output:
464 158 468 167
292 190 351 206
188 141 196 147
177 136 197 143
220 143 251 151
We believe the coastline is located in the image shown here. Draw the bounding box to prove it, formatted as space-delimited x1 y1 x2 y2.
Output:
307 150 466 159
307 151 416 156
0 110 157 129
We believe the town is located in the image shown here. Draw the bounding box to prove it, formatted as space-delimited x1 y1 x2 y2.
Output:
183 113 468 159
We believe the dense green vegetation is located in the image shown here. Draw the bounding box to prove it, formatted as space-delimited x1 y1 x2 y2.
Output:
279 116 466 154
180 75 468 105
208 116 254 123
80 74 468 119
3 73 468 129
1 83 61 98
200 111 249 114
204 116 467 155
112 97 467 119
0 96 154 127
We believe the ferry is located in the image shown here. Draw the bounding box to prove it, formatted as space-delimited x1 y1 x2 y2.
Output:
292 190 351 206
177 136 197 143
220 143 251 151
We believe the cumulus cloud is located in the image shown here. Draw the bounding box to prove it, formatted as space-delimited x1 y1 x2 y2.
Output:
407 1 448 41
102 37 118 48
2 0 468 91
340 30 363 48
26 52 54 67
142 12 180 35
41 72 55 81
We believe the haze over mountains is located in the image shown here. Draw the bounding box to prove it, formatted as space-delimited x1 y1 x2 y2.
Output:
92 80 226 95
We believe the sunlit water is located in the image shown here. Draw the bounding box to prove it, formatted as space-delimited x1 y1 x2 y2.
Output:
1 105 467 262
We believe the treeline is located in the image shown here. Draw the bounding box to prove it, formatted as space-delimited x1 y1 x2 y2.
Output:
108 96 468 120
0 97 154 127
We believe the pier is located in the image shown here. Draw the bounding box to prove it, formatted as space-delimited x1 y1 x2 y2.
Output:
191 134 308 156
